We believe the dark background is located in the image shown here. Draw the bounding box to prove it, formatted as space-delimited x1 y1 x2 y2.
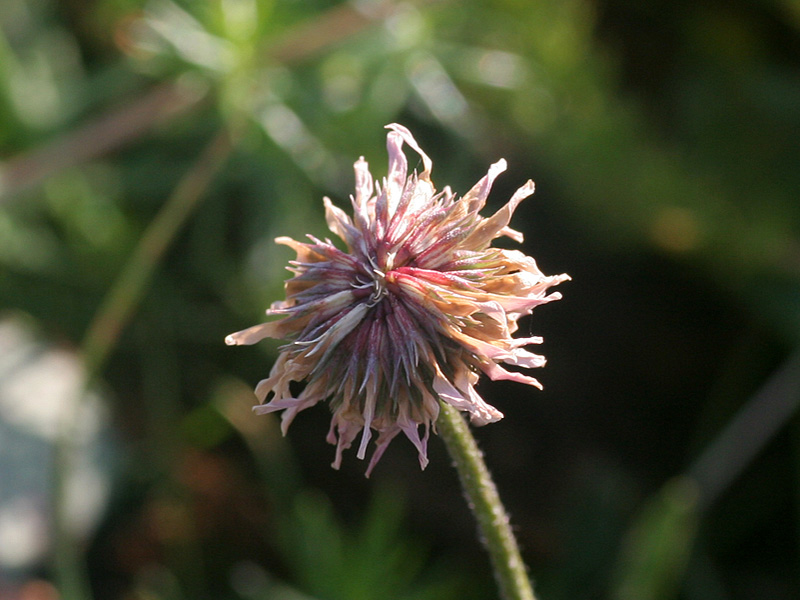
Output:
1 0 798 599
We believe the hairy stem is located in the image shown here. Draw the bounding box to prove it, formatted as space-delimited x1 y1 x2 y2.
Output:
437 401 537 600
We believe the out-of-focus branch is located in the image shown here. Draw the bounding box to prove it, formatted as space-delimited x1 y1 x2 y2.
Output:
0 79 206 202
611 349 800 600
266 0 396 65
689 348 800 511
53 122 239 600
0 0 402 204
80 126 236 375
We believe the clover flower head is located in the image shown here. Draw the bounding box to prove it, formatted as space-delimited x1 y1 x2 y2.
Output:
227 124 569 476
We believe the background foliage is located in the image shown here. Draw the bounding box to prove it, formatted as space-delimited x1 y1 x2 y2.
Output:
1 0 799 599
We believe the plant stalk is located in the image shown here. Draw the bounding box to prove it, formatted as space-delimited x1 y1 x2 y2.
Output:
437 401 537 600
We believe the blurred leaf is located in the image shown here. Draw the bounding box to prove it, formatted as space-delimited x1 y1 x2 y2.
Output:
612 477 700 600
276 485 474 600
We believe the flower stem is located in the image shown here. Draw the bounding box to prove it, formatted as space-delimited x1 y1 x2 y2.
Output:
437 401 537 600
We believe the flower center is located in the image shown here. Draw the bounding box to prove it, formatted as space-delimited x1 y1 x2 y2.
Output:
367 268 387 306
352 266 389 306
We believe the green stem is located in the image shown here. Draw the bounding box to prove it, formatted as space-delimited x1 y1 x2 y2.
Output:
52 126 237 600
437 401 537 600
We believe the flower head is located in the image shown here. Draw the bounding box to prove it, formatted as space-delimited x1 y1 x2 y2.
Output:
227 124 569 476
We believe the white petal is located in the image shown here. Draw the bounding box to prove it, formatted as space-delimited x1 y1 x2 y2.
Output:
462 159 507 213
432 365 503 425
384 131 409 216
357 387 376 460
385 123 432 179
225 321 282 346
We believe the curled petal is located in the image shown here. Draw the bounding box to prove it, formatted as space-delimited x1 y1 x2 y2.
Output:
432 363 503 426
385 123 432 180
384 132 409 218
477 359 544 389
365 427 402 477
323 196 359 248
399 418 430 470
225 320 284 346
464 179 535 249
253 394 321 434
328 417 361 470
357 386 377 460
462 159 507 214
354 157 373 204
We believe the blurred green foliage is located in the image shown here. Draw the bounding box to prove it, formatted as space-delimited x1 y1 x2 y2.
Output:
1 0 799 599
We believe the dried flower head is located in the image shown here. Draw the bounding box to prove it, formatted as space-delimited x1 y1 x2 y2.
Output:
227 124 569 476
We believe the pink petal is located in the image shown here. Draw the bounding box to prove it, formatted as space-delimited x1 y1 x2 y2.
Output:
478 359 544 389
398 418 430 470
365 427 401 477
